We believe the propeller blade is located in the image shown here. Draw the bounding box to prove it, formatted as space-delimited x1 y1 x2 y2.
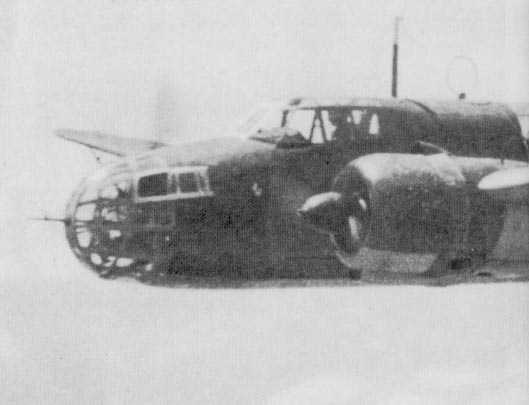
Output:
298 192 344 233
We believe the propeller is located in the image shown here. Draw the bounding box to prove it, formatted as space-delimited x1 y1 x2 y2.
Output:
298 192 344 233
298 191 368 234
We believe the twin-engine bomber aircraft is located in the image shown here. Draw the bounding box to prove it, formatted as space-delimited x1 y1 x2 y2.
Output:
54 97 529 284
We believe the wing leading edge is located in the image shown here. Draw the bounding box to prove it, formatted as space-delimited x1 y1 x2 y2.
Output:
55 129 168 157
478 166 529 202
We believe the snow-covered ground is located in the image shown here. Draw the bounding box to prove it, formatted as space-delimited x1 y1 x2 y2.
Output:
1 220 528 404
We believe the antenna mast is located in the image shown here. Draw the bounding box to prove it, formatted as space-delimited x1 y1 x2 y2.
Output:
391 17 403 98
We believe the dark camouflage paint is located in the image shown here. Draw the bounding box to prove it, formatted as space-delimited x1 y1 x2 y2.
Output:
64 100 528 282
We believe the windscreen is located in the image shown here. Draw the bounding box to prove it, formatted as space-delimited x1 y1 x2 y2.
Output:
239 103 383 144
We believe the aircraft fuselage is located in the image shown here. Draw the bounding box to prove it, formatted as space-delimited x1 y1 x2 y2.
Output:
62 98 528 280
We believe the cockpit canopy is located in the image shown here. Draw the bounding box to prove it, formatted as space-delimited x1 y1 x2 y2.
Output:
241 99 383 145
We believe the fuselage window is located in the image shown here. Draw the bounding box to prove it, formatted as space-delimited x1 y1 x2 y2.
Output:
369 113 380 136
179 172 199 193
351 110 363 125
138 173 168 197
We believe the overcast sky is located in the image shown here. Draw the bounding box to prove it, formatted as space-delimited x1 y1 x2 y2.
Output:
2 0 528 138
0 0 528 215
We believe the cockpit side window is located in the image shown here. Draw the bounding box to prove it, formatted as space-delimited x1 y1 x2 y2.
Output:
276 106 387 144
326 108 383 142
285 110 314 139
138 173 168 197
312 111 331 144
282 109 330 144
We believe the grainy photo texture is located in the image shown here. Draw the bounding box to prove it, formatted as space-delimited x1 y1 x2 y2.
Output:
1 0 528 403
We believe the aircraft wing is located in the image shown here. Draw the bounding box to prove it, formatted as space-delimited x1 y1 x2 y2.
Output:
55 129 168 157
478 166 529 202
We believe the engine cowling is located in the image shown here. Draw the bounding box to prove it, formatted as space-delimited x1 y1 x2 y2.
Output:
300 153 510 274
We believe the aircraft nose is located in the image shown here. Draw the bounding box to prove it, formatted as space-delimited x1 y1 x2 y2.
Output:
64 165 135 274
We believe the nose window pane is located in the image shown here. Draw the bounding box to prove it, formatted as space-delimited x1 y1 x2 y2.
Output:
169 174 178 193
100 184 119 199
138 173 168 197
179 173 198 193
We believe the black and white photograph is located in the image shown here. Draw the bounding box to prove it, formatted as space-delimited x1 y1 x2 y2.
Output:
1 0 528 403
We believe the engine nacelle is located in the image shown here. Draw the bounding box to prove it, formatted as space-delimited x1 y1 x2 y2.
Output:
301 153 512 273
